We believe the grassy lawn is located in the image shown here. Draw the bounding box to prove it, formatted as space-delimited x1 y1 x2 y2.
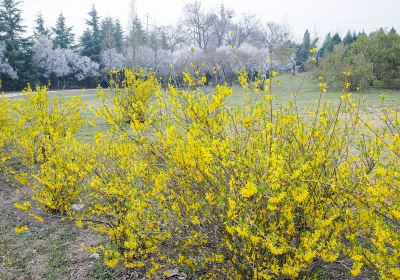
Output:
227 73 400 109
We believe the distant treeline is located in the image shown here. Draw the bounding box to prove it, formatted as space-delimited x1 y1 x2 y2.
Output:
0 0 399 90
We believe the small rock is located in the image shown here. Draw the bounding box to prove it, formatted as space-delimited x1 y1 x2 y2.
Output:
72 204 84 212
90 253 100 260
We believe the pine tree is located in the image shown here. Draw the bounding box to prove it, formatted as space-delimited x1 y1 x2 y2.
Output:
81 5 101 63
114 19 124 52
294 30 311 70
101 17 115 50
80 29 92 57
0 0 32 86
52 13 75 49
328 33 342 52
343 30 354 45
33 12 51 39
318 33 331 57
160 29 169 50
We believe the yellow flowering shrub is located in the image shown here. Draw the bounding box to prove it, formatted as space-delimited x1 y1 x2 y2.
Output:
0 94 12 168
97 68 160 124
10 85 84 165
7 86 85 213
6 69 400 279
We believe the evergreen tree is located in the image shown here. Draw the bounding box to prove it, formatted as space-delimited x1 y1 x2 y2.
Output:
318 32 342 57
0 0 32 87
352 31 358 42
343 30 354 45
160 29 169 50
81 5 101 63
129 17 146 45
294 30 311 70
80 29 92 57
328 33 342 52
318 33 331 57
101 17 115 50
52 13 75 49
33 12 51 39
114 19 124 53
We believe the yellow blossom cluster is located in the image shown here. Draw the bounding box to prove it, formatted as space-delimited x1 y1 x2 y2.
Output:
1 69 399 279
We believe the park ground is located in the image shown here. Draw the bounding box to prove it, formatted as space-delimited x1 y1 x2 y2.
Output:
1 73 400 279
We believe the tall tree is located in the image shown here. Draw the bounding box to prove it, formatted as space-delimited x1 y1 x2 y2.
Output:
159 24 185 52
343 30 355 45
258 22 290 56
113 19 124 52
295 29 317 71
0 0 32 86
52 13 75 49
318 32 331 57
33 12 51 39
212 4 233 47
182 0 215 50
81 5 101 63
226 14 258 48
101 17 115 50
127 0 146 66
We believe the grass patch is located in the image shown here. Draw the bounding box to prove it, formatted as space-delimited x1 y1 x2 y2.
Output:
42 228 78 279
88 259 119 280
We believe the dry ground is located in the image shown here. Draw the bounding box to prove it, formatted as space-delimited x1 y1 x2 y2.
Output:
0 175 130 280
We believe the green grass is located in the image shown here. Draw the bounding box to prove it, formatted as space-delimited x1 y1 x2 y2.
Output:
226 73 400 109
88 260 120 280
42 228 78 279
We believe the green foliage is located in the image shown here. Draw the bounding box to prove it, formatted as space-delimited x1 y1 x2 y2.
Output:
113 19 124 53
343 30 357 46
318 33 342 57
80 5 102 63
316 28 400 89
52 13 75 49
0 0 32 87
351 28 400 84
314 44 374 90
295 30 317 71
33 12 51 39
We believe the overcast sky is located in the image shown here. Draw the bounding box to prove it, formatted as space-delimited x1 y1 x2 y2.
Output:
21 0 400 42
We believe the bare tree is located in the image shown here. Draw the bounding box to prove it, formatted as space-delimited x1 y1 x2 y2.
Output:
226 14 259 48
148 26 162 68
211 4 234 48
182 1 214 51
126 0 145 66
160 24 186 52
275 40 298 75
257 22 290 56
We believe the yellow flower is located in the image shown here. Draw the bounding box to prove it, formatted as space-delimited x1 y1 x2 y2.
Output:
105 258 119 268
241 181 258 198
215 254 224 263
14 201 31 212
310 47 317 53
15 225 29 234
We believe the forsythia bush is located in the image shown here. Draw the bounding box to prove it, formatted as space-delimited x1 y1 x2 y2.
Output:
0 93 12 169
3 69 400 279
100 68 160 124
4 86 85 213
